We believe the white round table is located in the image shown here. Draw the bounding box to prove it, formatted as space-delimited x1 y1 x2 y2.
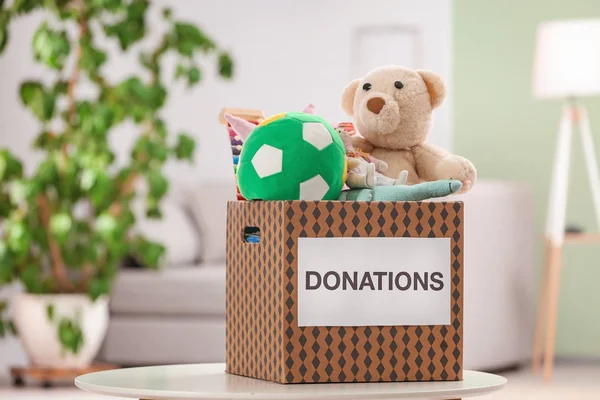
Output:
75 363 506 400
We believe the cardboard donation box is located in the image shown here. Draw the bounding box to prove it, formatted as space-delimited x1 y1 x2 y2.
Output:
226 200 464 384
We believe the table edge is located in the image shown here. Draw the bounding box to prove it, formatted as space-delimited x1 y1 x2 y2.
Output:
75 368 507 400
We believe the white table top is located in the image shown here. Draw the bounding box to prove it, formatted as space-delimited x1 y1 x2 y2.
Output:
75 363 506 400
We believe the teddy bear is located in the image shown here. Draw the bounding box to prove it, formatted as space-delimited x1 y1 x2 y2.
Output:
341 65 476 193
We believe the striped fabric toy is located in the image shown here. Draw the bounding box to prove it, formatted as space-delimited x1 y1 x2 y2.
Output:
219 108 265 200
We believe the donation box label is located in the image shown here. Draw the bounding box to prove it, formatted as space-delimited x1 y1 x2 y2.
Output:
297 237 451 327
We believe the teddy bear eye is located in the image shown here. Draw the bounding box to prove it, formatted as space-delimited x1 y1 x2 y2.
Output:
394 81 404 89
362 83 372 91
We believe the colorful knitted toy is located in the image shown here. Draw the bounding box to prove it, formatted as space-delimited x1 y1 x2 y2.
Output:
219 108 264 200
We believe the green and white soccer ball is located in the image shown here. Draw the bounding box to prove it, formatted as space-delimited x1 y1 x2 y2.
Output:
237 112 347 201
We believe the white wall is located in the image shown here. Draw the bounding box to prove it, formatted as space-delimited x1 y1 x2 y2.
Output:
0 0 450 371
0 0 451 182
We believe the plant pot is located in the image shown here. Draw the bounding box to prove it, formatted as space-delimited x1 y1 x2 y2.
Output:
13 293 109 368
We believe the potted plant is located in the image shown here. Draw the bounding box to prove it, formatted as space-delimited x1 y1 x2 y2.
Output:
0 0 232 368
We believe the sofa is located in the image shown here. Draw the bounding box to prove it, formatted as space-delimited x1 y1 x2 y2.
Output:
100 179 535 371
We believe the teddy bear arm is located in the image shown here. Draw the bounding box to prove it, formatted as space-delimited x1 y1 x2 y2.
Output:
413 143 477 192
412 143 451 181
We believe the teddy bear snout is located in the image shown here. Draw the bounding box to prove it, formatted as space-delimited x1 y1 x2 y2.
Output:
367 97 386 114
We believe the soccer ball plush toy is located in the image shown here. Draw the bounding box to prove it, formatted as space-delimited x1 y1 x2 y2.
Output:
224 111 347 200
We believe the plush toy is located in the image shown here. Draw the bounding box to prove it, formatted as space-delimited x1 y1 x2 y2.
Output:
335 122 407 189
338 180 462 201
225 111 346 201
341 65 477 193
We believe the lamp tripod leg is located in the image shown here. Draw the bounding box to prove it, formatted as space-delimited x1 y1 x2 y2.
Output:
536 106 573 380
577 107 600 230
532 239 551 374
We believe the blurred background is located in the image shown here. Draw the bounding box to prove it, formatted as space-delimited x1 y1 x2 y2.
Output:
1 0 600 398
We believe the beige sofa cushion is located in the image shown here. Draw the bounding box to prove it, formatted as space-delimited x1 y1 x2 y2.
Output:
111 266 225 316
101 316 225 365
187 181 237 263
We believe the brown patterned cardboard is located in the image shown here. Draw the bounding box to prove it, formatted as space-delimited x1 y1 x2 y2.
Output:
226 200 463 384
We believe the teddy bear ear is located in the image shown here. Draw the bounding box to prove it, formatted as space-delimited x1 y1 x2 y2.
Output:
417 70 446 109
341 79 361 116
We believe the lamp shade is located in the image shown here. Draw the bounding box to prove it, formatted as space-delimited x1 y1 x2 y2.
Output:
533 19 600 99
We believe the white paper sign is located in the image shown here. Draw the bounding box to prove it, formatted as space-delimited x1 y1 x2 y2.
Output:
297 237 451 327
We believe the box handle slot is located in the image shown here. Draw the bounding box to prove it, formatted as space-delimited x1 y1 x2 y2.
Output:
243 226 261 244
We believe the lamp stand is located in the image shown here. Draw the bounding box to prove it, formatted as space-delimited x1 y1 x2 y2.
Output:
532 100 600 381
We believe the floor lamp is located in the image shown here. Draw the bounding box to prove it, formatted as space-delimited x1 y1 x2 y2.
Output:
531 19 600 381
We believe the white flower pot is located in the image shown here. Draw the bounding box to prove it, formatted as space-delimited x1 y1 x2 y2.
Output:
13 293 109 368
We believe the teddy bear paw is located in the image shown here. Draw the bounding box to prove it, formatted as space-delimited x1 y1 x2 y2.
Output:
436 156 477 193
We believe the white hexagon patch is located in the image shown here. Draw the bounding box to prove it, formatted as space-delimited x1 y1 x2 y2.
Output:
251 144 283 178
302 122 333 151
299 174 330 200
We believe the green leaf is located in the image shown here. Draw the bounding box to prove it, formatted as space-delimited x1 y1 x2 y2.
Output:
187 65 201 87
50 213 72 243
162 7 172 20
119 209 136 229
19 81 56 121
30 225 48 252
7 219 31 256
175 64 186 79
145 198 162 219
63 245 83 269
80 169 97 191
173 22 215 56
13 0 41 13
8 180 30 205
147 170 168 199
58 319 73 346
32 131 59 151
0 149 23 181
35 158 58 187
32 23 70 69
46 303 55 321
96 213 117 236
7 320 17 335
139 51 157 73
58 318 83 354
55 156 79 200
132 135 168 165
0 193 10 218
77 102 114 137
89 171 115 209
85 241 99 263
88 0 121 12
21 263 43 293
53 80 68 95
0 11 10 53
0 240 15 284
173 133 196 161
88 276 110 300
131 236 165 269
80 35 107 72
113 78 166 120
42 0 73 16
103 0 148 50
154 119 167 139
218 52 233 79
